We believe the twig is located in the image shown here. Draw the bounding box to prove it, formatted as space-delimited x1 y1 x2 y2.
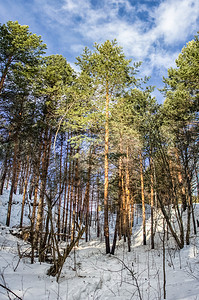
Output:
112 256 142 300
53 102 74 159
0 283 22 300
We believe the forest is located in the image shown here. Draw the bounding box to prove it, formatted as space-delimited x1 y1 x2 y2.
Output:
0 21 199 299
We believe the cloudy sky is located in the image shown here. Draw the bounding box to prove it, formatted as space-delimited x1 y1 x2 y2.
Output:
0 0 199 103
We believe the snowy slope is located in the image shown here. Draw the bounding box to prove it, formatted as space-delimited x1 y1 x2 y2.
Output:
0 189 199 300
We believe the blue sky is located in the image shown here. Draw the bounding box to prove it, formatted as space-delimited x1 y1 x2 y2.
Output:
0 0 199 103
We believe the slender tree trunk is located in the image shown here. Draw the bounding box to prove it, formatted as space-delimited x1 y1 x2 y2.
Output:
140 153 146 245
35 128 52 249
121 167 126 242
62 133 69 239
125 146 131 252
6 137 18 227
14 159 21 195
129 194 134 235
186 203 191 245
65 145 73 241
0 148 9 195
118 139 123 241
111 210 119 255
71 153 79 242
104 79 110 254
175 148 187 211
184 147 197 239
19 160 26 195
84 148 92 242
163 219 166 299
68 160 75 240
150 157 155 249
96 173 100 238
6 160 11 189
57 137 63 241
195 167 199 201
157 194 184 249
32 172 39 226
20 156 30 228
111 139 123 254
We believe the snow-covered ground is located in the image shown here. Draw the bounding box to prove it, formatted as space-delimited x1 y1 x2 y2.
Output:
1 189 199 300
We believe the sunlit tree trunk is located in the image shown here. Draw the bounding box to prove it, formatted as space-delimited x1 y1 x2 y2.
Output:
104 79 110 254
125 146 131 252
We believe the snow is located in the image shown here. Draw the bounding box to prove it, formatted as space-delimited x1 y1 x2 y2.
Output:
1 189 199 299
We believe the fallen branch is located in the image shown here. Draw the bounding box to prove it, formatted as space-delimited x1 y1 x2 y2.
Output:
47 226 85 282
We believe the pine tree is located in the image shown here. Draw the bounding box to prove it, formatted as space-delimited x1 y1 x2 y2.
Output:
76 40 141 253
0 21 46 93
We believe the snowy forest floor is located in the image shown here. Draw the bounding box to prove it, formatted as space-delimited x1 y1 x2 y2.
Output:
1 190 199 300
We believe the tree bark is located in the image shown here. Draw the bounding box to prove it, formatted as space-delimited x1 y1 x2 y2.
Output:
20 156 30 228
0 148 9 195
104 79 110 254
150 157 155 249
57 137 63 241
140 153 146 245
84 148 92 242
6 137 18 227
35 127 52 248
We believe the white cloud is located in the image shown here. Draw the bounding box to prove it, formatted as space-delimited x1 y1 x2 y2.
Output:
62 0 91 18
151 50 179 72
153 0 199 44
70 44 85 54
53 0 198 78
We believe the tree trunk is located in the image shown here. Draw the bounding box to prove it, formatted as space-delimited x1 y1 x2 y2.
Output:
62 133 69 240
140 153 146 245
150 157 155 249
84 150 92 242
20 156 30 228
6 138 18 227
35 127 52 249
157 194 184 249
65 145 73 241
57 137 63 241
71 152 79 242
0 148 9 195
125 146 131 252
96 173 100 238
104 79 110 254
118 139 123 241
68 160 75 240
14 159 21 195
